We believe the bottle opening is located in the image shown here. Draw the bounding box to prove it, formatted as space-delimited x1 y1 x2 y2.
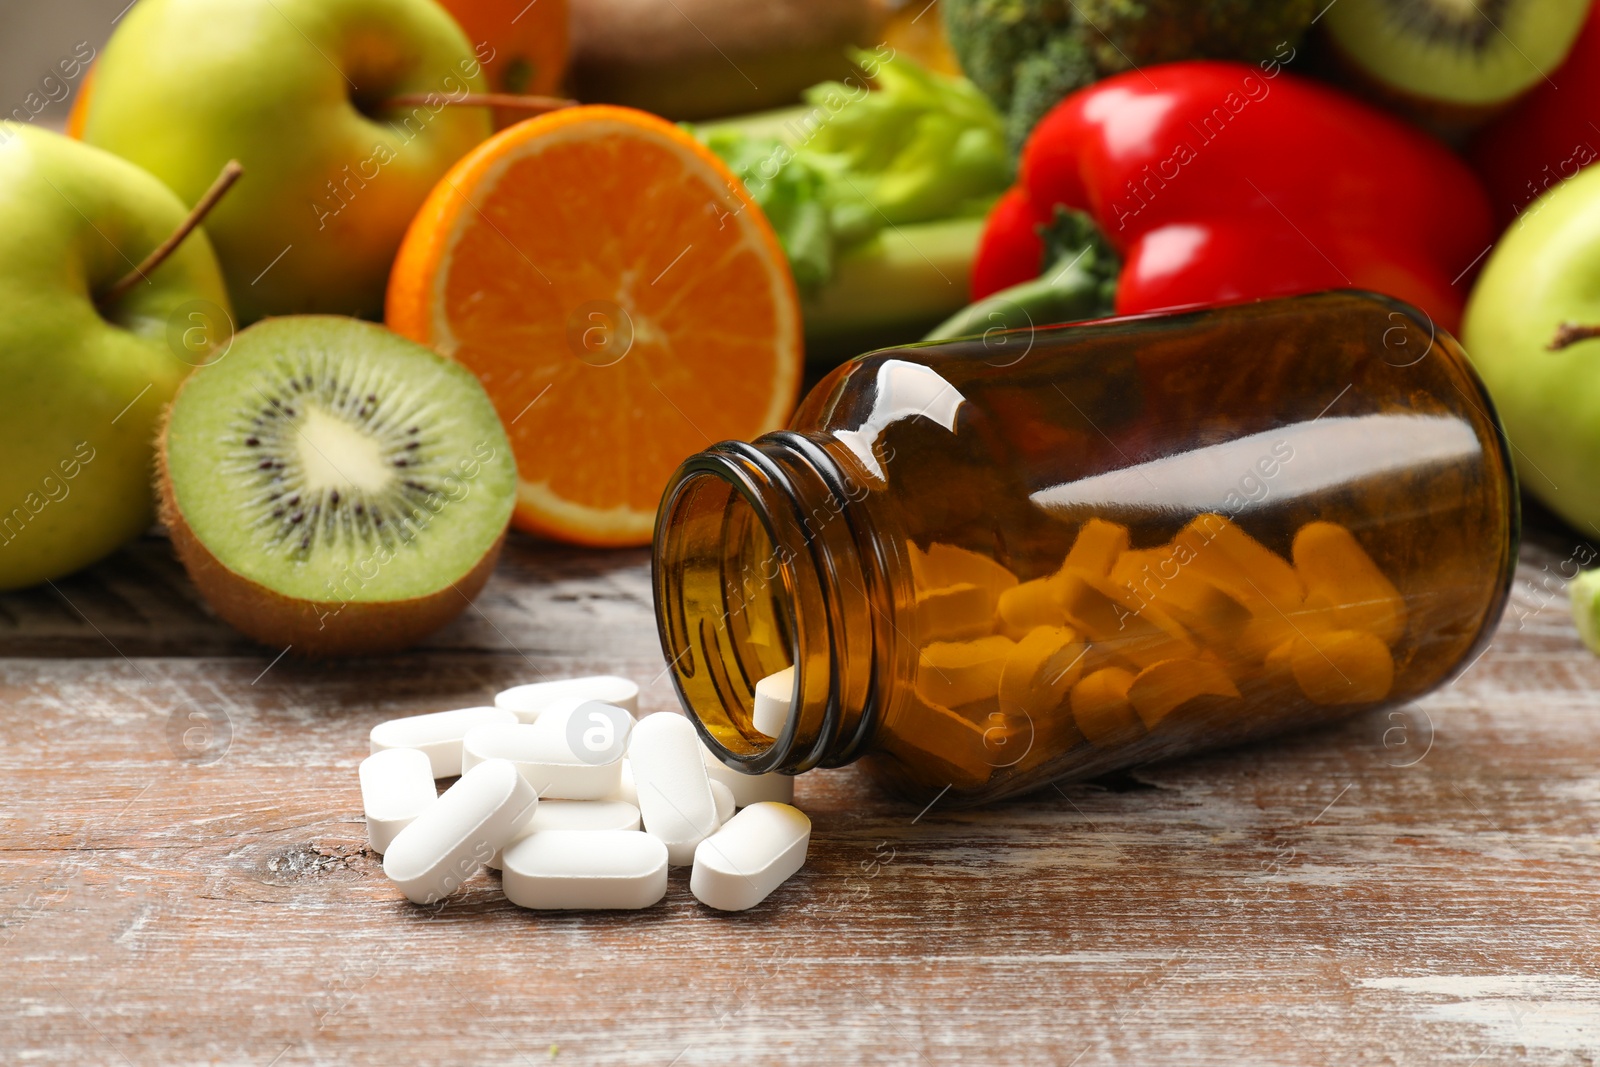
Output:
654 437 878 776
654 457 799 765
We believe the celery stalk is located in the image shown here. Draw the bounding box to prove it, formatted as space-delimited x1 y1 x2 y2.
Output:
696 106 815 146
802 217 984 363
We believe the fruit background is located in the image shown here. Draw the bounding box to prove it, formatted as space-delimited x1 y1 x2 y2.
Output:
6 2 1600 1063
6 0 1600 647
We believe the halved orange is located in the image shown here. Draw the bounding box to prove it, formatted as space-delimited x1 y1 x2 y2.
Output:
387 105 802 547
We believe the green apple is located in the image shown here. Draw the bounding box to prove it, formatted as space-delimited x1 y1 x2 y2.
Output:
0 124 231 590
78 0 492 324
1462 163 1600 536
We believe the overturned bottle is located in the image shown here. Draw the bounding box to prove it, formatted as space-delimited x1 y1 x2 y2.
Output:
653 292 1518 804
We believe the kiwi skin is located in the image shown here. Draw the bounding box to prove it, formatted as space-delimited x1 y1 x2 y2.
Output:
155 353 509 659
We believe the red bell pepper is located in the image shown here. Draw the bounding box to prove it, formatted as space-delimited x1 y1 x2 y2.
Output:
972 61 1493 334
1470 2 1600 229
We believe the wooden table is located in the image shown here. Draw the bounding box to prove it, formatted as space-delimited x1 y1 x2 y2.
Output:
4 515 1598 1065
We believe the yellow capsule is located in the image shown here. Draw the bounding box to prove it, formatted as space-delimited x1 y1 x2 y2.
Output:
893 702 996 790
1289 629 1395 705
915 582 1003 643
1127 657 1240 729
909 541 1017 596
999 625 1086 719
996 576 1066 639
1113 546 1254 663
1062 518 1131 578
1071 667 1141 747
915 635 1016 708
1056 571 1197 669
1292 521 1407 645
1173 513 1304 615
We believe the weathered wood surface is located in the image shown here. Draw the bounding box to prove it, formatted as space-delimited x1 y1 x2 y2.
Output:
3 519 1599 1065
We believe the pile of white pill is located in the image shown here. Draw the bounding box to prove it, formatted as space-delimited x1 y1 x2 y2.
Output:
358 674 810 912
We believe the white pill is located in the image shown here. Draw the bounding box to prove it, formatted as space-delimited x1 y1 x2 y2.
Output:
530 799 641 833
460 722 545 780
495 675 640 723
753 666 795 737
359 748 437 855
502 830 669 910
690 802 811 912
607 759 639 808
492 700 630 799
464 701 632 799
711 779 735 826
485 799 642 869
369 706 516 778
702 747 796 808
382 759 537 905
629 712 721 865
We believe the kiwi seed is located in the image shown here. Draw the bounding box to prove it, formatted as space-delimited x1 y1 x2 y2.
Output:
229 356 449 560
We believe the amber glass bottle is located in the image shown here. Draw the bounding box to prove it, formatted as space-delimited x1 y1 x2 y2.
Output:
653 292 1518 804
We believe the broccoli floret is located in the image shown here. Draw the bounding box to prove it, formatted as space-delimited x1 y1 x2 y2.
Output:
943 0 1317 152
1007 33 1098 155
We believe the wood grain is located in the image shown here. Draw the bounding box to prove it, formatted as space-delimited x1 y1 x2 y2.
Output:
3 523 1599 1065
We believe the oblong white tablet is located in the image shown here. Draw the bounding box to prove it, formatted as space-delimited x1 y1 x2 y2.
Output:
690 802 811 912
382 759 537 905
501 830 669 910
460 722 544 780
461 702 629 799
495 676 640 723
629 712 720 865
485 799 642 869
369 706 517 778
711 780 734 826
702 747 796 808
359 748 437 855
608 759 639 808
752 666 794 737
526 799 642 833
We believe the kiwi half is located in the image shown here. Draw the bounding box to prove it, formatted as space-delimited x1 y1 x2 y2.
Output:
159 316 516 656
1325 0 1589 110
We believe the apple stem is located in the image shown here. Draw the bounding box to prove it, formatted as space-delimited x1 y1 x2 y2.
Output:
1549 322 1600 351
382 92 576 114
99 160 244 309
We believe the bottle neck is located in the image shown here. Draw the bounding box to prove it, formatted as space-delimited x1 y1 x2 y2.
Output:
653 431 883 775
